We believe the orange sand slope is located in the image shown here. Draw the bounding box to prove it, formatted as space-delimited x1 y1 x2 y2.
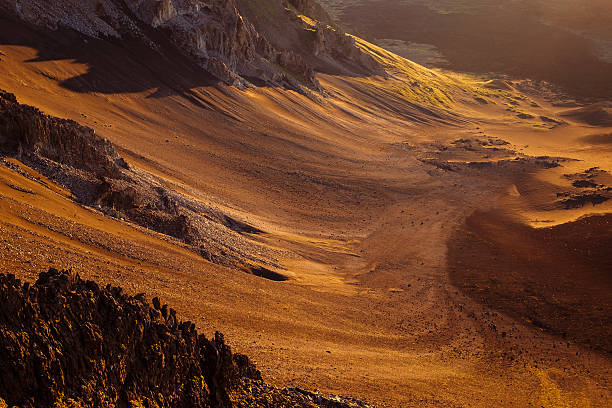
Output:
0 19 611 408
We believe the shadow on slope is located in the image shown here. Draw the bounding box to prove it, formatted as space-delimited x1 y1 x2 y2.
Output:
448 211 612 354
0 14 241 108
560 102 612 127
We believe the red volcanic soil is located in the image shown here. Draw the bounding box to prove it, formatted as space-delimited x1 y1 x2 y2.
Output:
561 102 612 127
449 211 612 354
0 11 611 408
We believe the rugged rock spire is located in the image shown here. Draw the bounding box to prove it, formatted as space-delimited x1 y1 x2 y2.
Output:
0 269 374 407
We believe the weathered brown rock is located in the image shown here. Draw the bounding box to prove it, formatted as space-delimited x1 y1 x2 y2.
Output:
0 268 231 407
0 90 127 178
0 90 289 274
0 269 374 408
0 0 326 90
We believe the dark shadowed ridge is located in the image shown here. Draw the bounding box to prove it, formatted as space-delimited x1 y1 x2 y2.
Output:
0 89 291 274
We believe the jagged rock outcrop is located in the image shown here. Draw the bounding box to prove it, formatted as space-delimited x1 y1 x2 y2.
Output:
0 269 374 407
236 0 381 77
0 90 288 274
0 90 127 178
0 0 322 90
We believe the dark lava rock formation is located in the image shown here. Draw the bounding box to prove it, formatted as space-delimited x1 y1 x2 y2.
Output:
0 269 373 408
0 90 127 179
0 89 288 275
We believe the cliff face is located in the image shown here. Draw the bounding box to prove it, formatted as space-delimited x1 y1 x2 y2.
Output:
0 90 127 178
0 0 382 90
236 0 381 76
0 269 373 407
0 0 319 90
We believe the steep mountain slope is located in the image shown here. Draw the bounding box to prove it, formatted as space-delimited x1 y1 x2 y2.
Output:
0 0 381 91
0 0 318 90
0 89 292 272
0 0 611 407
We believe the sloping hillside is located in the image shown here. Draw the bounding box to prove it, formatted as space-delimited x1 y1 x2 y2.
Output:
0 1 610 407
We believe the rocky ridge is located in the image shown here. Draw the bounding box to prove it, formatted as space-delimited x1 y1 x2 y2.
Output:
236 0 381 76
0 91 128 179
0 89 289 276
286 0 332 23
0 0 314 90
0 268 374 408
0 0 380 91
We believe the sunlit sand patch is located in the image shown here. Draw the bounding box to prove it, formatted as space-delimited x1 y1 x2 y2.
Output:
507 184 521 197
282 258 359 295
